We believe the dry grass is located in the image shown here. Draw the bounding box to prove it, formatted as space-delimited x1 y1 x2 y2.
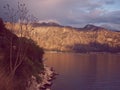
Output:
0 67 13 90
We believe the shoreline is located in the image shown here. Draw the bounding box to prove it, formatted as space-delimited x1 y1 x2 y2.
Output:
27 66 57 90
44 50 120 55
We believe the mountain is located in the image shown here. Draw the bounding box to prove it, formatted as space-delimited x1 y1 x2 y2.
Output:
83 24 104 31
32 22 61 27
5 22 120 53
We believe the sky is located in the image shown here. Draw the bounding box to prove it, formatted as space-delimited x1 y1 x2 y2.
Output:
0 0 120 30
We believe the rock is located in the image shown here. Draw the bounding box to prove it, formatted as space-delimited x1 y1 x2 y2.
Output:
27 66 57 90
46 88 51 90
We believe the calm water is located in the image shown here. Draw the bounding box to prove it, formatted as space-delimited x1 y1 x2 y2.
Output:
44 52 120 90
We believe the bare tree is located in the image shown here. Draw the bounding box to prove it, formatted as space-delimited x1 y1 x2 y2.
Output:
3 2 38 90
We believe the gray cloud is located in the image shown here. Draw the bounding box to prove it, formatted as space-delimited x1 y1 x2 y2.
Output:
105 0 115 4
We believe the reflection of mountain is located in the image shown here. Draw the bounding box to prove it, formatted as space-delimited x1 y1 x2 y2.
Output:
6 23 120 53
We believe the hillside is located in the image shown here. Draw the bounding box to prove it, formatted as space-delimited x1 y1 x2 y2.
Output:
5 22 120 53
0 19 44 90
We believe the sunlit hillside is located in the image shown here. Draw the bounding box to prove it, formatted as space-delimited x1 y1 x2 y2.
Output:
5 23 120 53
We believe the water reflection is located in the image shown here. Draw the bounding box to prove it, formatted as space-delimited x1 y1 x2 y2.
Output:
44 53 120 90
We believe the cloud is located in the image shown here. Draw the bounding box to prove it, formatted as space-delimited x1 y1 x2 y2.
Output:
0 0 120 30
105 0 115 4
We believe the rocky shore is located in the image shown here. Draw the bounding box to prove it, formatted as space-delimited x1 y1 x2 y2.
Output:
27 66 57 90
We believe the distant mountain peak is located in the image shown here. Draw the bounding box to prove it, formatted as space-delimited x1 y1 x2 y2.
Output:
84 24 96 28
32 21 61 27
40 21 60 25
83 24 104 31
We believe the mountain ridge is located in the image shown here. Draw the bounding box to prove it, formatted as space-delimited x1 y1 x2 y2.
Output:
5 22 120 53
32 22 120 32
